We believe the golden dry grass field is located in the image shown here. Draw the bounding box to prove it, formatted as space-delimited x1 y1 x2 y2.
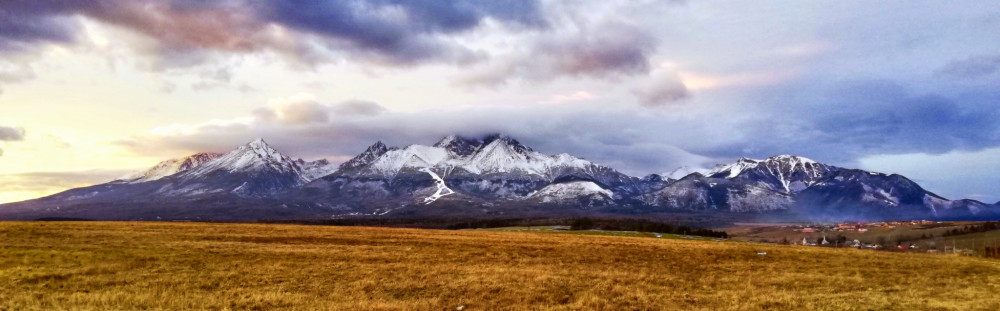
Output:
2 222 1000 310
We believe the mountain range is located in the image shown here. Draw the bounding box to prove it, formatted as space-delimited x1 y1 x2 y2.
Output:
1 134 997 221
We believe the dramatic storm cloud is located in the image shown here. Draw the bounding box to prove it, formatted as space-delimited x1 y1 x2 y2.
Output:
2 0 1000 203
0 0 545 66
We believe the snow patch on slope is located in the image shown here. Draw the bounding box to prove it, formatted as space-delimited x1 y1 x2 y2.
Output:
420 168 455 204
529 181 612 203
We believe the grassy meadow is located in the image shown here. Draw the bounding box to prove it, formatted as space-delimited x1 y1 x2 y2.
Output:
2 221 1000 310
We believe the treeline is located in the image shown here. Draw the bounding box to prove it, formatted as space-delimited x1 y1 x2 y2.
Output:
568 218 729 239
264 217 729 239
943 222 1000 237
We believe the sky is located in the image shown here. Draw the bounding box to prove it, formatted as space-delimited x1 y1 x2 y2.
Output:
1 0 999 204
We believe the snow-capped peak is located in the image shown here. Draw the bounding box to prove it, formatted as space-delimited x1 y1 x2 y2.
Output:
339 141 394 171
702 154 834 193
763 155 817 165
465 136 538 173
118 152 222 183
662 165 708 180
481 134 532 153
706 158 761 178
180 138 303 179
367 144 450 174
241 138 282 161
337 134 602 178
706 155 830 179
433 135 483 156
758 155 827 176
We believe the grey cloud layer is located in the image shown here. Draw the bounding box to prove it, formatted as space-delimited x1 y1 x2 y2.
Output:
0 126 25 156
0 0 667 90
117 63 1000 176
0 0 545 65
935 54 1000 79
0 126 24 141
460 22 657 85
118 100 721 175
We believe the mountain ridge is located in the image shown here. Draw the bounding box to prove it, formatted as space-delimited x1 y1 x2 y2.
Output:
0 134 995 221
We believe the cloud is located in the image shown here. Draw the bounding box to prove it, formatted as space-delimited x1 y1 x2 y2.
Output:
935 54 1000 79
0 61 38 94
256 96 330 125
812 83 999 155
115 98 724 175
0 3 80 53
632 70 690 106
539 91 595 104
459 22 656 85
695 79 1000 164
0 126 25 156
330 100 387 116
0 126 24 141
253 96 388 125
0 0 546 67
258 0 546 65
858 147 1000 202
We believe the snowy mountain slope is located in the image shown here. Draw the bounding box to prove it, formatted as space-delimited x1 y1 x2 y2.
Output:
179 139 303 179
338 141 392 172
727 155 834 194
644 156 990 219
705 158 762 179
702 155 833 194
297 159 337 181
528 181 613 204
158 139 312 198
306 134 641 203
117 152 222 183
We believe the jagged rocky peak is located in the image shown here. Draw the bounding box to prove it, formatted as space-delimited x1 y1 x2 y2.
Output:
761 155 818 166
340 141 394 170
756 155 831 177
705 155 831 180
366 141 391 154
641 174 664 183
433 135 483 156
476 133 534 155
